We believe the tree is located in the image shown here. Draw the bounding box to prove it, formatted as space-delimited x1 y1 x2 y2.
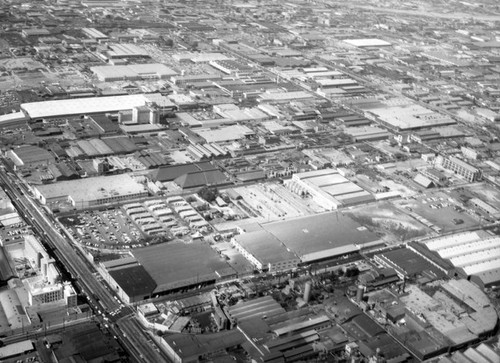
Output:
198 186 218 203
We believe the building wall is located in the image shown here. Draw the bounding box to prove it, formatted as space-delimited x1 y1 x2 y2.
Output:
442 158 480 182
231 238 263 271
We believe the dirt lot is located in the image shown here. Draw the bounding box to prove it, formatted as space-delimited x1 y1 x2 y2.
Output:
347 202 429 242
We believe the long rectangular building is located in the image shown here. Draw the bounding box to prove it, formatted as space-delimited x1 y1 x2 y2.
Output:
441 156 481 182
33 174 148 209
21 93 175 120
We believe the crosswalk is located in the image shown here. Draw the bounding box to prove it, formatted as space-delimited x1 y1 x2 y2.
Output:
108 306 134 322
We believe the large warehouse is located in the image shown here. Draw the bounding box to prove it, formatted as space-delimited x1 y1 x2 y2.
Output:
7 145 55 168
364 103 456 131
33 173 148 209
285 169 374 210
413 231 500 288
20 93 175 120
234 212 382 269
91 63 177 82
101 242 237 302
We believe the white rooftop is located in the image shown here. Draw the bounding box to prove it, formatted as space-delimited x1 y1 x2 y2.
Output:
21 93 172 119
343 38 392 47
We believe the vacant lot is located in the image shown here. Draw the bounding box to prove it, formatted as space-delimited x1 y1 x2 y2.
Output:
347 202 429 242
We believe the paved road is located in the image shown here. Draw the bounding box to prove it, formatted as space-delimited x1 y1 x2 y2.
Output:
0 161 170 363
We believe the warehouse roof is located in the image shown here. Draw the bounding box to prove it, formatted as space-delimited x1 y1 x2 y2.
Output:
10 145 55 165
376 247 446 278
343 38 391 47
261 212 380 259
163 330 245 362
0 340 34 359
150 162 216 182
234 230 298 265
174 169 229 189
91 63 177 79
21 93 171 119
195 125 255 143
133 242 235 293
366 104 455 130
229 296 285 322
109 264 156 299
35 174 147 203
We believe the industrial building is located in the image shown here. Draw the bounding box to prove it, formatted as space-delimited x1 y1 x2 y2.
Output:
20 93 175 120
441 156 481 182
284 169 374 210
415 231 500 288
232 230 300 272
194 125 255 143
344 126 391 142
343 38 392 48
374 247 447 280
6 145 55 168
100 257 157 304
102 242 237 303
6 235 77 308
91 63 177 82
33 173 148 209
366 103 456 131
104 43 150 59
133 243 236 294
82 27 108 41
399 280 497 348
235 212 381 266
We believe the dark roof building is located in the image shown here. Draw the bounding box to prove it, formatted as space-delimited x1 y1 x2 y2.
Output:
133 242 236 294
108 264 157 303
174 169 230 189
0 247 14 286
7 145 55 168
162 330 245 363
150 161 216 182
374 247 447 280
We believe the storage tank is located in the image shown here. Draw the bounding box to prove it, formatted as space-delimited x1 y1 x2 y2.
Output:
303 281 312 303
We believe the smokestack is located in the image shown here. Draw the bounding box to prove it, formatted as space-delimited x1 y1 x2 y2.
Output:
303 281 312 303
356 285 365 302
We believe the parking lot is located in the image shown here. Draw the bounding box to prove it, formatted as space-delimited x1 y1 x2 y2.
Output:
60 208 147 250
396 191 478 234
60 196 217 250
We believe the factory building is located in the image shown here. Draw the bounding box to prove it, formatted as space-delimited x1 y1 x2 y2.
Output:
441 156 481 182
20 93 175 120
91 63 177 82
231 230 300 273
416 231 500 288
7 145 55 168
21 236 77 307
285 169 374 210
33 174 148 209
234 212 381 268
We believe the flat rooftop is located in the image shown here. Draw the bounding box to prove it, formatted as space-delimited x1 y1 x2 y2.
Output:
366 104 455 130
261 212 380 259
133 242 236 293
21 93 174 119
343 38 392 47
109 264 157 299
35 174 148 203
234 229 298 264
